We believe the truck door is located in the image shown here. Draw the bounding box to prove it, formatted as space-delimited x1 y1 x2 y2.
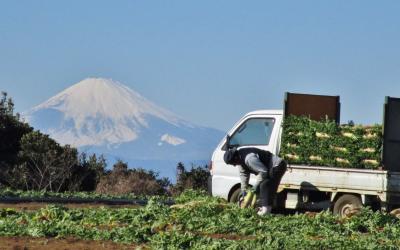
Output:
212 114 282 180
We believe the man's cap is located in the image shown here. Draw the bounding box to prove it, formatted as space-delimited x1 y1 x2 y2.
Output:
223 147 238 165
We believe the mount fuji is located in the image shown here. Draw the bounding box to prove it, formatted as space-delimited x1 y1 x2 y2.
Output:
24 78 224 180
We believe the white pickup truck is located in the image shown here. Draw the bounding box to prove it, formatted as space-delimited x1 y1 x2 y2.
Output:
209 109 400 217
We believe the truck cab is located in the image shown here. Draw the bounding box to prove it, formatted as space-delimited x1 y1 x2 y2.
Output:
210 110 283 202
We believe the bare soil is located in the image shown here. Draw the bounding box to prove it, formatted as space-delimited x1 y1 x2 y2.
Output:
0 203 140 211
0 237 145 250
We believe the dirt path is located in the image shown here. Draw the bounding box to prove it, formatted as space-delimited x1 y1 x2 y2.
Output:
0 237 144 250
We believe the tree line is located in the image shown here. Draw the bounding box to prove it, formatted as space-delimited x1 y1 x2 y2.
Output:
0 92 209 195
0 92 106 192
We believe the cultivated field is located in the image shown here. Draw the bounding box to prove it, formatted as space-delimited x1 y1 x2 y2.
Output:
0 190 400 249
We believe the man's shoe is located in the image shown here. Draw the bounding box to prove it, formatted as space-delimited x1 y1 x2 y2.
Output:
257 206 272 216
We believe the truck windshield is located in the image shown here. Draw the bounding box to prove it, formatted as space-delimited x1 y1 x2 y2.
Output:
230 118 275 146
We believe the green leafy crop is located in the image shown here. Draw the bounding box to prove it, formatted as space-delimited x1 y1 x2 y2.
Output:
280 116 383 169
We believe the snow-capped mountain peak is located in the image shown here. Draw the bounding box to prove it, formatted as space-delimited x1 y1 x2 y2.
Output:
25 78 189 146
30 78 182 126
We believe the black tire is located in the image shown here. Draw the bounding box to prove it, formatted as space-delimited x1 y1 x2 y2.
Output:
229 188 241 203
333 194 362 218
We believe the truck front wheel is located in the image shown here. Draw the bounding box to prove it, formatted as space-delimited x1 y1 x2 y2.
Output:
333 194 362 217
229 188 241 203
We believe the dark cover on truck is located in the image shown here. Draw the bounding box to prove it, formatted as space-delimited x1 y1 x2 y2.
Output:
383 97 400 172
284 92 341 124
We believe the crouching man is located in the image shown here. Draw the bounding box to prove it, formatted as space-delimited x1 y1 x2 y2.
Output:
224 147 287 215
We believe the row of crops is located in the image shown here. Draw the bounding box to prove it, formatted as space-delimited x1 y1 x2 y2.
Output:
0 188 153 200
280 116 383 169
0 188 174 207
0 190 400 249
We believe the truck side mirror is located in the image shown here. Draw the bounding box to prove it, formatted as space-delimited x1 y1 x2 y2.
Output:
226 135 231 149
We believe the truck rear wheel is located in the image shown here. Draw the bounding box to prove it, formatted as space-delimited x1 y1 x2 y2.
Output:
333 194 362 218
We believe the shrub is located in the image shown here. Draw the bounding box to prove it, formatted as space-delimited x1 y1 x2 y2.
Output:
67 153 107 192
95 160 170 196
172 162 210 195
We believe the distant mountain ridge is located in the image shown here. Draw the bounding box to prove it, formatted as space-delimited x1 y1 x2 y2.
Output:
24 78 224 180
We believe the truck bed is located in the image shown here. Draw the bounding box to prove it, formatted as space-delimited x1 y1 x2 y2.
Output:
280 165 400 208
280 165 389 200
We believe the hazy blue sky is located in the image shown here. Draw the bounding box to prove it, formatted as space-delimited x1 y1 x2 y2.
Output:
1 1 400 131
